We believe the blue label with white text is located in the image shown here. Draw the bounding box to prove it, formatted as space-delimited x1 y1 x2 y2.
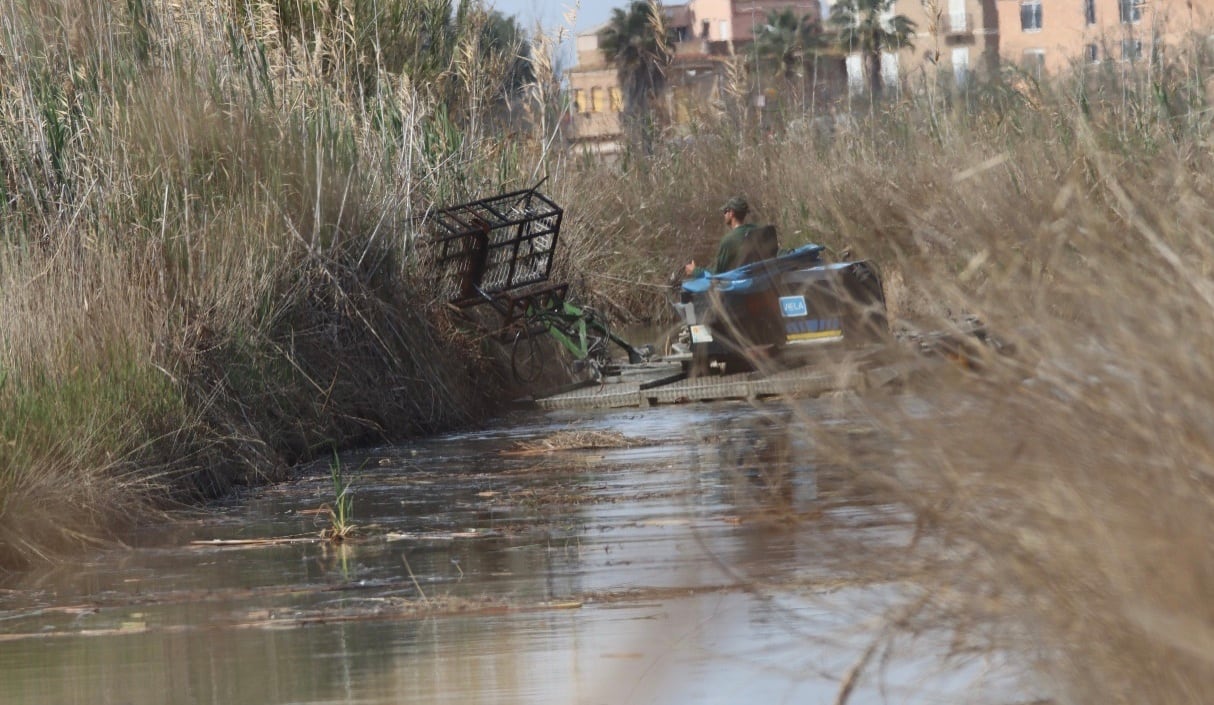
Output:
779 296 808 318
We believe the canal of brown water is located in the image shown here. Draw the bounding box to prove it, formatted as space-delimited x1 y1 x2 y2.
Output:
0 398 1021 704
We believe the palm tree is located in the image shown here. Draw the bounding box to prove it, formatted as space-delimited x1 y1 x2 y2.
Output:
754 8 824 82
598 0 675 150
829 0 917 102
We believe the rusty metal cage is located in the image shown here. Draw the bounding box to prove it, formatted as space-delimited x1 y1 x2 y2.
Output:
430 188 563 307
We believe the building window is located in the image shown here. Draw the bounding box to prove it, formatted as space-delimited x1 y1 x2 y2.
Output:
1119 0 1143 23
609 87 622 112
1022 48 1046 77
881 52 900 92
1084 0 1096 25
572 89 585 113
845 53 864 95
1121 38 1142 60
590 87 605 113
948 0 967 32
952 47 970 85
844 53 900 93
1086 43 1100 63
1020 0 1042 31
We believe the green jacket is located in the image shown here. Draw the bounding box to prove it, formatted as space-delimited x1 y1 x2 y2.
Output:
688 223 757 278
712 223 756 274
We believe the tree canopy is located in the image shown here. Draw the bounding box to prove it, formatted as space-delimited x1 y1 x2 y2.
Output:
598 0 674 148
829 0 916 100
753 8 825 81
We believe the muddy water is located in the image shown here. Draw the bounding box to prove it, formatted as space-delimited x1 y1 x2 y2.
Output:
0 400 1017 705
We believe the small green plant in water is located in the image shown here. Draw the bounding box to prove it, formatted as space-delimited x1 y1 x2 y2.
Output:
321 449 356 542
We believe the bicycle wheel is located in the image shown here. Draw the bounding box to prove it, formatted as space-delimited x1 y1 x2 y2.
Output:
511 325 546 383
581 308 613 365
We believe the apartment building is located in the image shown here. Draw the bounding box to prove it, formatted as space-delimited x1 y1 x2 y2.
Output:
892 0 999 87
999 0 1214 74
565 1 824 150
564 0 1214 149
565 30 624 153
688 1 822 41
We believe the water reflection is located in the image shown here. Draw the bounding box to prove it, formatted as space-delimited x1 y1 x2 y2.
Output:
0 402 1013 705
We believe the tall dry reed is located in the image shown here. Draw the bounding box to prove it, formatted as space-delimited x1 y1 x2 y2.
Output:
3 3 1213 699
554 34 1213 704
0 0 561 569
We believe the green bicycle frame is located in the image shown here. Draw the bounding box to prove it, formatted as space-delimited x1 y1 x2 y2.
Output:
531 298 598 361
520 292 646 366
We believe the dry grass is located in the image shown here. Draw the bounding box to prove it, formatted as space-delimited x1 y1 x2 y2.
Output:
503 429 641 456
552 33 1214 704
1 1 1212 700
0 0 555 569
858 126 1214 701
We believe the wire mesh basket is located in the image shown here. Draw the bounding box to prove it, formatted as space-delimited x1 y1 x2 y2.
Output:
430 188 563 306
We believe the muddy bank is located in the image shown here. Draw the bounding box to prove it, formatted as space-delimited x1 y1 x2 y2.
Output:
0 282 504 572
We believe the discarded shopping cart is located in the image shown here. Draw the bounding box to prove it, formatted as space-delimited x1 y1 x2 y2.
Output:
430 186 649 383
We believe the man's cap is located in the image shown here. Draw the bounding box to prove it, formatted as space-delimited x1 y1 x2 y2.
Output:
721 196 749 216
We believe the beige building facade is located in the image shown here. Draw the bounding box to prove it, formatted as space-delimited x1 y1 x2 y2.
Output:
892 0 1000 86
884 0 1214 89
566 1 829 149
564 0 1214 148
996 0 1214 74
566 1 769 150
565 52 623 153
691 0 822 41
